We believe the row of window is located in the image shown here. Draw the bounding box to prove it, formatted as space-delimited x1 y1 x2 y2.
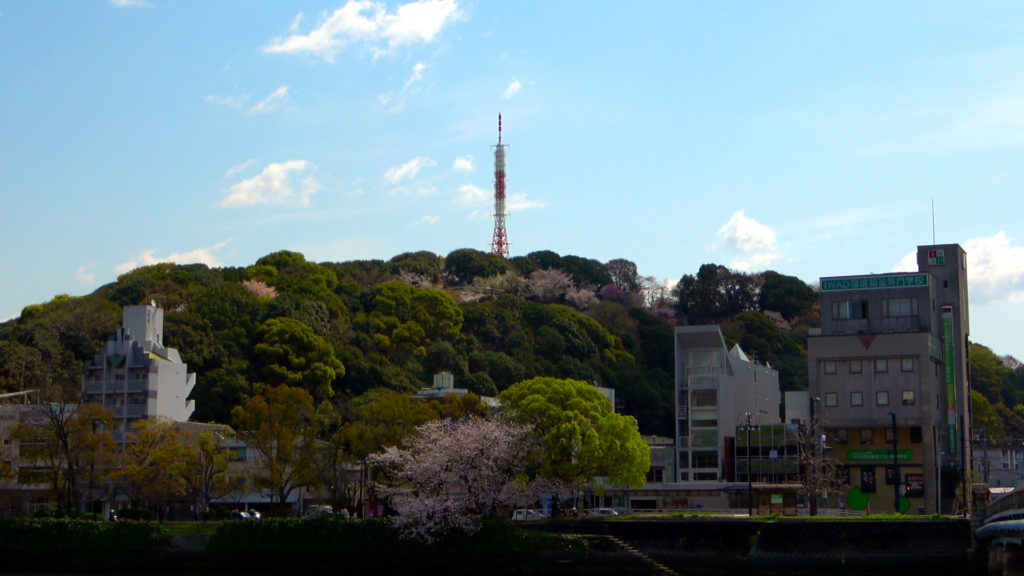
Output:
824 357 914 375
832 297 920 320
678 450 719 469
833 426 923 445
824 389 915 407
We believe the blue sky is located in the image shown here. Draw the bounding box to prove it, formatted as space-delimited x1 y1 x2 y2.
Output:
2 1 1024 360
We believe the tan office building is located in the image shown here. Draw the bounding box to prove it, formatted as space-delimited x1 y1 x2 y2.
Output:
808 244 971 514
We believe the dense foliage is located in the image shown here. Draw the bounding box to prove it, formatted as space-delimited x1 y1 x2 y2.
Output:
4 247 1018 438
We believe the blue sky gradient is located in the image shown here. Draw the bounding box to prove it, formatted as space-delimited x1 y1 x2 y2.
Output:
2 1 1023 360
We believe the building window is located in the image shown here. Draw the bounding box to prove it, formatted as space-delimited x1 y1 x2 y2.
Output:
885 427 894 443
876 391 889 406
901 358 914 372
850 360 863 374
825 360 837 375
678 452 689 469
646 468 664 483
902 390 915 406
850 391 864 407
910 427 922 443
833 300 867 320
835 428 848 444
692 389 717 408
825 393 838 407
882 297 918 318
875 359 888 373
837 466 851 486
692 451 718 469
861 467 877 493
860 428 873 444
691 417 717 428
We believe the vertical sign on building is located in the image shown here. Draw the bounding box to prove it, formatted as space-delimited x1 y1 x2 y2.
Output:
942 306 957 455
928 249 945 266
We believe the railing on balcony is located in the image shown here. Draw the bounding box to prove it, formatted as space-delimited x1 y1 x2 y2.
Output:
879 317 928 333
82 378 148 395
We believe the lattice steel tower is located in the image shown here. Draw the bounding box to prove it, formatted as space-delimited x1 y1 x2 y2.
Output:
490 114 509 258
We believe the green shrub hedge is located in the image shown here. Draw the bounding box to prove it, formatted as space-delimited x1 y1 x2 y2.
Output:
0 518 165 554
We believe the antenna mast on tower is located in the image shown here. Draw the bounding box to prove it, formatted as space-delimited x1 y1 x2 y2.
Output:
490 114 509 258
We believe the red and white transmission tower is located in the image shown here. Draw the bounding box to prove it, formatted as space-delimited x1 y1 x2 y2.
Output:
490 114 509 258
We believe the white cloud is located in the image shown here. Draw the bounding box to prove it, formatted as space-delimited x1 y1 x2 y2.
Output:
384 156 436 182
76 266 95 284
221 160 319 207
503 80 521 99
893 251 918 273
894 233 1024 305
224 158 258 179
263 0 463 62
204 94 247 110
456 183 487 204
109 0 150 6
716 211 780 271
506 193 544 212
895 233 1024 304
389 184 438 197
453 155 475 173
249 86 290 114
289 12 305 33
114 240 231 275
379 62 428 113
404 62 426 89
419 215 440 224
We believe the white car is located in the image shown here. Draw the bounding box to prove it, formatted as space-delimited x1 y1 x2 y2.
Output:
587 508 619 517
511 509 547 521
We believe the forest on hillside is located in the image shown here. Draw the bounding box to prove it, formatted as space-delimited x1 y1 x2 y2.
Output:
0 248 1022 439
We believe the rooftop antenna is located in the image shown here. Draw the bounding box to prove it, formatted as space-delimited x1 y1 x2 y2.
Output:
931 199 936 245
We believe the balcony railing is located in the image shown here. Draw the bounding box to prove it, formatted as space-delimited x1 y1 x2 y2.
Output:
82 379 148 395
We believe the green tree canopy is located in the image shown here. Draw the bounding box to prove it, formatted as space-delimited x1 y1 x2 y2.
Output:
970 343 1012 403
342 388 440 459
758 271 818 319
499 377 649 488
232 384 318 510
254 317 344 401
972 390 1003 440
443 248 510 286
675 264 756 324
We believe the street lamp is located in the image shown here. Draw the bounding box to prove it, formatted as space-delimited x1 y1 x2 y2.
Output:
888 412 899 514
744 412 755 516
740 411 765 516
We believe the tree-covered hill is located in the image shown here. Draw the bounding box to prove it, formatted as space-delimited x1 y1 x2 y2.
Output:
4 248 1017 438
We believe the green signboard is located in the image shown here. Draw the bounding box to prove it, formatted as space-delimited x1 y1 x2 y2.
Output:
845 449 913 462
821 273 928 292
943 310 957 455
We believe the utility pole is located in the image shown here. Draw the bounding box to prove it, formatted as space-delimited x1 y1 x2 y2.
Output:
889 412 900 514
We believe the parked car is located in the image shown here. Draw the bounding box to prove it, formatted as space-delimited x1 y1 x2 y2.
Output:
586 508 620 517
305 504 333 518
511 509 547 521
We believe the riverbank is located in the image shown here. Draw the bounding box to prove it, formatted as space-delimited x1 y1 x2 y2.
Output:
0 516 978 575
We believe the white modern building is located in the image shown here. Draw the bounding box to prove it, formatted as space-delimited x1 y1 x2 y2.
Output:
82 304 195 441
674 325 782 484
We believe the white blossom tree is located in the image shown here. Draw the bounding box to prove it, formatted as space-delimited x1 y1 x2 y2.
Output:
521 269 574 303
371 416 536 541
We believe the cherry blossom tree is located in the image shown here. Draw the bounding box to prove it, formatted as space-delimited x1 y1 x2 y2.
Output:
521 268 574 303
371 416 536 542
